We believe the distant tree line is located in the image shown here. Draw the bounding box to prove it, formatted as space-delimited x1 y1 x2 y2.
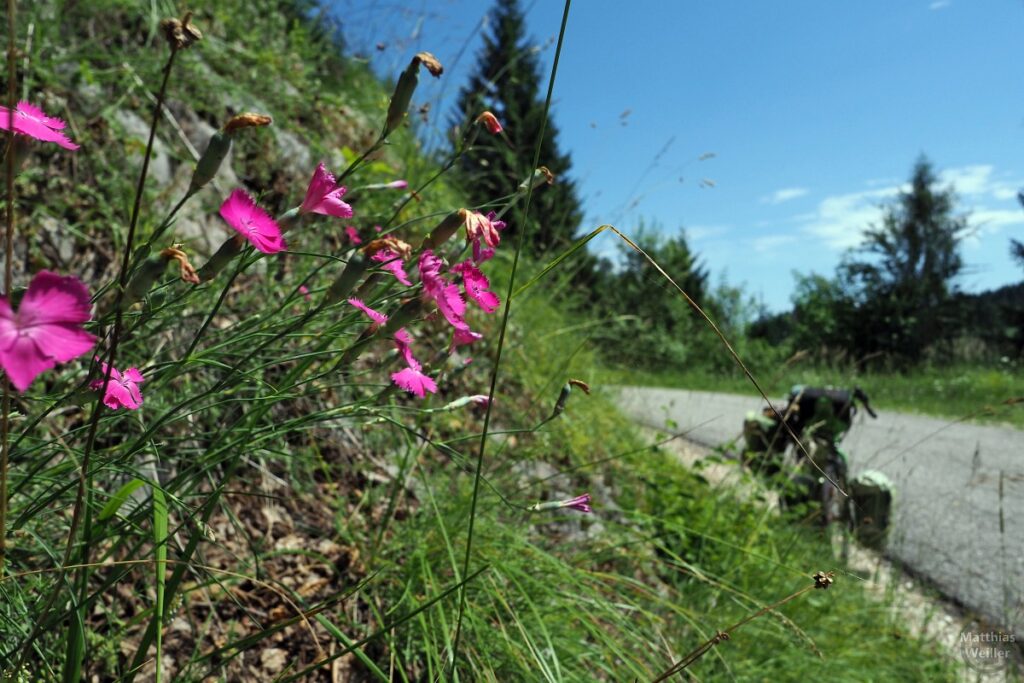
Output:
751 157 1024 367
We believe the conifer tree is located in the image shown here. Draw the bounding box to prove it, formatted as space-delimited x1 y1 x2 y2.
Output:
839 156 970 362
453 0 583 256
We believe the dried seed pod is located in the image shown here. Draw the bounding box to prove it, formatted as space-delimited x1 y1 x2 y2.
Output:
160 12 202 51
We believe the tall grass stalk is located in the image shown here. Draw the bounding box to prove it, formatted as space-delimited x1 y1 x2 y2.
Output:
450 1 573 675
0 0 18 578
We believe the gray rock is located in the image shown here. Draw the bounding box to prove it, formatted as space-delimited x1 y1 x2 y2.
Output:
112 109 173 187
274 127 312 176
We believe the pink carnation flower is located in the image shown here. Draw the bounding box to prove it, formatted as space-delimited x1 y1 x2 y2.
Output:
0 101 79 150
451 327 483 350
298 285 312 301
528 493 593 514
90 360 145 410
0 271 96 392
348 297 388 330
452 261 500 314
219 189 286 254
561 493 593 513
390 328 437 399
465 211 505 264
476 111 503 135
391 366 437 398
301 163 353 218
418 250 468 330
371 249 411 286
393 327 417 367
344 226 363 245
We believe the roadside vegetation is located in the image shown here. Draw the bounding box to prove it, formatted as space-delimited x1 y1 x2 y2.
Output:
0 0 974 680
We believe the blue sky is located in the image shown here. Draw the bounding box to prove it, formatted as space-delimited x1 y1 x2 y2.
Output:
329 0 1024 310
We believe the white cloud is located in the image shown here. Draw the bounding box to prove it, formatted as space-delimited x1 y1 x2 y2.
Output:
753 234 798 253
971 209 1024 234
761 187 809 205
802 186 902 249
686 224 729 241
802 164 1024 251
929 0 951 10
939 164 993 196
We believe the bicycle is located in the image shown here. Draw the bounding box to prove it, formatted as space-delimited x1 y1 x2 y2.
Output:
743 385 879 556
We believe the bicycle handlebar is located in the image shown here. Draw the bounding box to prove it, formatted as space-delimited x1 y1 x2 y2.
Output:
853 387 877 419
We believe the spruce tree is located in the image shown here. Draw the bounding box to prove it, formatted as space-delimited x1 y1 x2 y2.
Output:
452 0 583 257
839 156 970 362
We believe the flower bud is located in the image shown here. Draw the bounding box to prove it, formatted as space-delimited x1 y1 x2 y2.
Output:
188 130 231 195
420 209 468 251
196 235 244 282
122 245 201 305
123 257 170 307
384 52 443 138
476 111 503 134
325 254 369 305
382 298 422 335
518 166 555 194
188 114 272 195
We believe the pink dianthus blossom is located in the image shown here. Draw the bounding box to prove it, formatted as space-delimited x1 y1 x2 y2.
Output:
390 328 437 398
344 226 363 245
451 327 483 350
371 249 411 286
219 189 286 254
347 297 388 330
0 101 79 150
298 285 312 301
452 261 499 313
393 328 417 367
528 493 593 514
91 360 145 410
0 271 96 392
465 211 505 264
391 366 437 398
418 250 468 330
301 163 354 218
561 493 592 513
476 111 503 135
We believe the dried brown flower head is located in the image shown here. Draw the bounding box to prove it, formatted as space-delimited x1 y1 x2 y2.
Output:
568 379 591 395
413 52 444 77
161 246 200 285
363 237 413 260
160 12 202 51
223 113 273 133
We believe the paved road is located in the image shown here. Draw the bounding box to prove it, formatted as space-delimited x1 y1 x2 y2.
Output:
617 386 1024 634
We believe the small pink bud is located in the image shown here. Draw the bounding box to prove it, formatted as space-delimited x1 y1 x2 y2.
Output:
476 111 503 134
